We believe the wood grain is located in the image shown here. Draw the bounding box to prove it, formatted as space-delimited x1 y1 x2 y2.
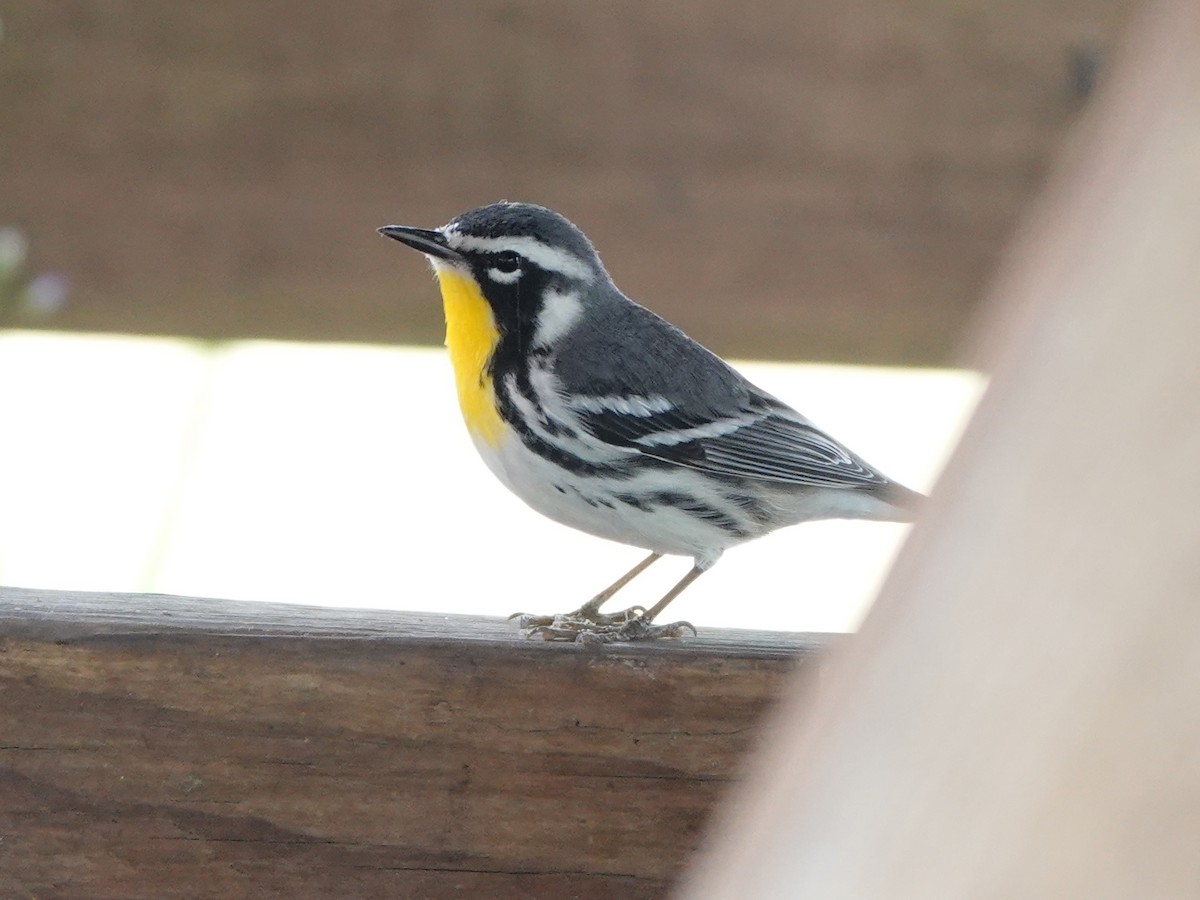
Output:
0 587 829 899
0 1 1133 363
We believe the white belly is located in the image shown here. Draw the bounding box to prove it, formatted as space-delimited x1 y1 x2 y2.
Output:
470 428 742 568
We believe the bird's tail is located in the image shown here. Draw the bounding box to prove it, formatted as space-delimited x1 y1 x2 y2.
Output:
878 480 926 523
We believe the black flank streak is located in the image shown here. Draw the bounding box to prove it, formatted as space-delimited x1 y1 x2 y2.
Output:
615 493 652 512
650 491 751 539
493 379 637 478
725 492 775 526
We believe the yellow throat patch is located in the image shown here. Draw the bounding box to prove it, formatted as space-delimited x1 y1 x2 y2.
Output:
435 268 507 447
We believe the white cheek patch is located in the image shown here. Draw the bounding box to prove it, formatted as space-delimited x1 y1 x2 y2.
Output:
533 289 584 347
487 267 522 284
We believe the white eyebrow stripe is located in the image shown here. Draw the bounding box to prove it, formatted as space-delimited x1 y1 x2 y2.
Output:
442 231 594 281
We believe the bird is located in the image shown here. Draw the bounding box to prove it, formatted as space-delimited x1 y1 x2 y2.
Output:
378 202 923 641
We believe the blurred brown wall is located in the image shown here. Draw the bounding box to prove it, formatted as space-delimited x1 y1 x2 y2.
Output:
0 1 1130 364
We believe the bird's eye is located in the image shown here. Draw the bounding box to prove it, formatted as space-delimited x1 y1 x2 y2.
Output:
494 251 521 274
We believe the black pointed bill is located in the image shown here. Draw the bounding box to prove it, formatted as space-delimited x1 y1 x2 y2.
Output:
377 225 464 262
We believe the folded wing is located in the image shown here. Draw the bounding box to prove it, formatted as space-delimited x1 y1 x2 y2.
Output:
571 392 889 489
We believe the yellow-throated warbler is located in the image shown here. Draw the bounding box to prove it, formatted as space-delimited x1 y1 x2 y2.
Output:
379 202 922 641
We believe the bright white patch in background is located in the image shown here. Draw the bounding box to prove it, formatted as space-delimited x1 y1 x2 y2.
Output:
0 332 984 632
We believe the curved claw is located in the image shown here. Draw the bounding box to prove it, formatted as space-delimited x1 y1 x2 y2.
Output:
613 618 697 641
655 620 697 639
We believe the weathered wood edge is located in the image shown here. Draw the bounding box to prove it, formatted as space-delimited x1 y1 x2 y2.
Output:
0 586 836 659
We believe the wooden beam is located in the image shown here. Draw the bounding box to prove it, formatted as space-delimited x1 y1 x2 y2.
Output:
682 2 1200 897
0 587 829 898
0 2 1132 363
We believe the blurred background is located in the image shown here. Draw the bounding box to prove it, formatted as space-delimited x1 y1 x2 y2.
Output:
0 1 1130 630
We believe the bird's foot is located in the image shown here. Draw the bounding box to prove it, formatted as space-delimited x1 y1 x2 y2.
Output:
577 616 697 644
510 602 642 630
510 607 695 643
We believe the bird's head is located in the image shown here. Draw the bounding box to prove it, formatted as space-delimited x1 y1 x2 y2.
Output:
379 202 608 346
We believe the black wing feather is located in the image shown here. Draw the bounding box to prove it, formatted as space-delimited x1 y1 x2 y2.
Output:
553 293 892 489
576 394 889 489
